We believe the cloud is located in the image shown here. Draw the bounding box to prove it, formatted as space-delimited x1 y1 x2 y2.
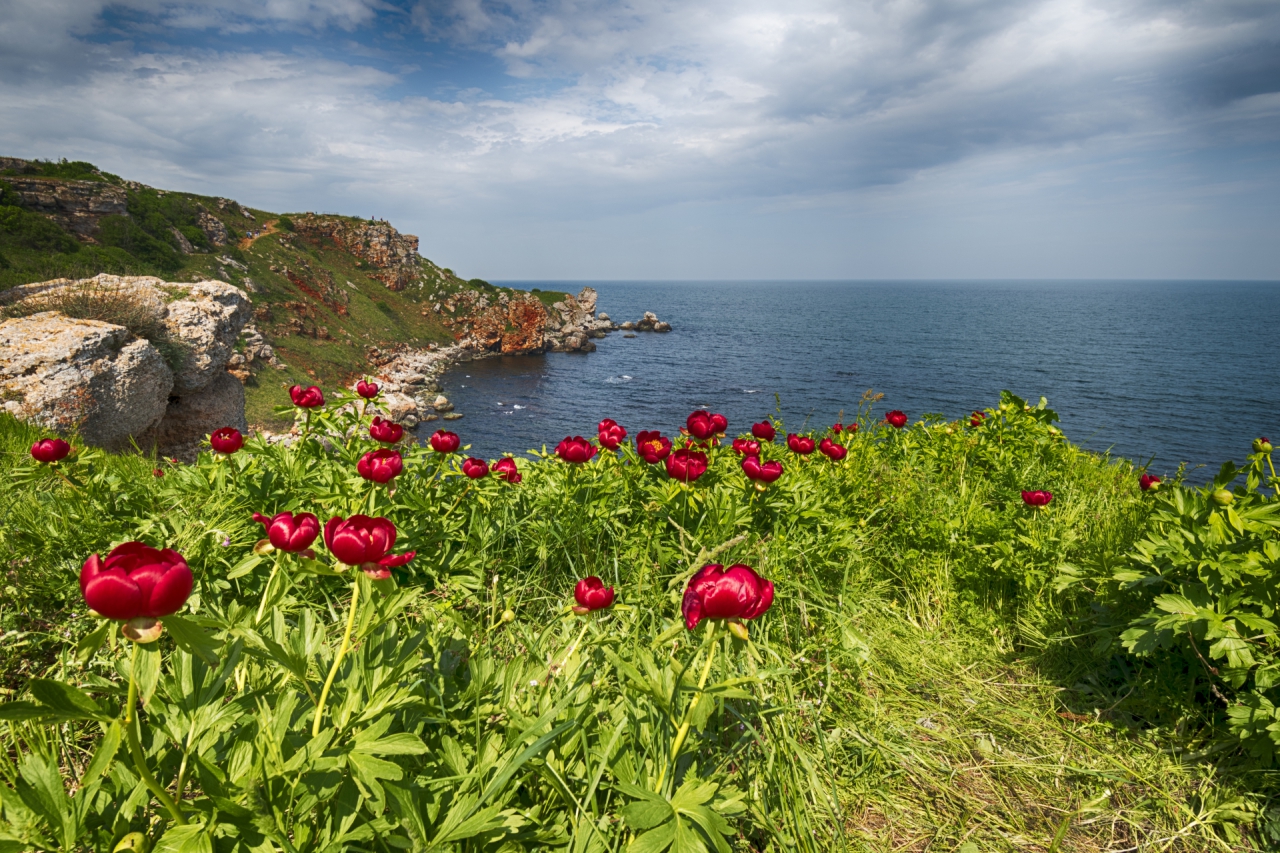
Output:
0 0 1277 277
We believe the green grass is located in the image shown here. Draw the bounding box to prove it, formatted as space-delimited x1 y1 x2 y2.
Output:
1 392 1275 850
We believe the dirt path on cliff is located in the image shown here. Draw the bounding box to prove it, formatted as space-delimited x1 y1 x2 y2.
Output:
238 219 279 250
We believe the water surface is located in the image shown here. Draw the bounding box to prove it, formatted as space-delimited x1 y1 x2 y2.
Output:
429 280 1280 479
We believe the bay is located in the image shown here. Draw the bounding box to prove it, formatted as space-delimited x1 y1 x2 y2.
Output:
429 280 1280 480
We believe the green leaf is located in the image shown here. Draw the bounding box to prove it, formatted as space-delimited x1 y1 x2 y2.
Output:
75 620 112 664
629 821 676 853
28 679 110 721
163 614 221 665
152 823 214 853
226 553 263 580
348 751 404 784
351 732 428 756
78 721 122 794
0 701 54 722
133 643 162 706
621 799 674 831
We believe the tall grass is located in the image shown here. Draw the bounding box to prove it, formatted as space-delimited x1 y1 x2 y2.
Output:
0 393 1271 850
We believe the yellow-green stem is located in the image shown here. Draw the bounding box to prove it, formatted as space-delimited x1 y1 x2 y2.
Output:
313 578 361 737
255 558 281 624
546 620 591 683
124 643 187 825
655 622 719 793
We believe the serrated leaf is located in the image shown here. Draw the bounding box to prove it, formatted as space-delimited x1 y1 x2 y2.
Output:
352 732 428 756
629 820 675 853
152 823 214 853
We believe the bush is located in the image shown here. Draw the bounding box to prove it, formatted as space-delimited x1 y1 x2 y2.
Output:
277 216 294 231
0 204 81 254
97 215 182 272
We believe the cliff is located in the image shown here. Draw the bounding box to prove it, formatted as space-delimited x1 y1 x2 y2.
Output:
0 156 608 430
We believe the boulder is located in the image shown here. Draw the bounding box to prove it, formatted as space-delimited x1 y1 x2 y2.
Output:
381 392 420 427
654 321 671 332
0 312 173 451
619 321 635 330
597 312 610 322
136 372 245 463
432 394 454 413
162 281 253 392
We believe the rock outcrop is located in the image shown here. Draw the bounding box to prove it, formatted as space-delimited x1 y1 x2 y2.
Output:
1 176 127 242
0 274 251 460
291 215 422 292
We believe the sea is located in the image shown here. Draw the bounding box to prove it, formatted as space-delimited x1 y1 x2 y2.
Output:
428 280 1280 480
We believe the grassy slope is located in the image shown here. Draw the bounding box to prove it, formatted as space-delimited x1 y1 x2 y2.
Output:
0 160 568 430
0 399 1264 851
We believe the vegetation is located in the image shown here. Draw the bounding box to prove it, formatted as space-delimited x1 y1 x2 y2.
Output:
0 392 1277 851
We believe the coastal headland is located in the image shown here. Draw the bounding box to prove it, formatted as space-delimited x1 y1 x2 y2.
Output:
0 156 670 455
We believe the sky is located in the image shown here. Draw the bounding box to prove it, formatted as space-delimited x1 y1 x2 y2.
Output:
1 0 1278 280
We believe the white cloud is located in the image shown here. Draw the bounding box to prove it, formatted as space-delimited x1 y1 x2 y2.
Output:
0 0 1277 277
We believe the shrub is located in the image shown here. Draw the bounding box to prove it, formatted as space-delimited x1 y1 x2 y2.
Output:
0 204 81 254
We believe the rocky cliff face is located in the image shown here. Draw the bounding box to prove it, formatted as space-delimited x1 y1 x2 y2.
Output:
3 176 127 242
441 286 614 355
291 215 423 292
0 274 251 459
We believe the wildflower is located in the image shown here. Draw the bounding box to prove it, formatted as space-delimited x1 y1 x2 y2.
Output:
666 448 708 482
573 576 616 614
210 427 244 454
1254 437 1273 454
732 438 761 456
752 421 777 442
369 417 404 444
430 429 461 453
252 511 320 552
30 438 70 463
556 436 597 464
742 456 783 484
358 449 403 484
597 418 628 451
1138 473 1161 491
153 468 164 478
493 457 522 483
80 542 193 642
818 438 847 461
289 385 325 408
885 410 908 429
832 423 843 433
786 434 816 455
970 411 986 427
462 457 489 479
323 515 415 579
681 563 775 634
636 431 672 463
355 379 380 399
1021 490 1053 507
686 411 716 440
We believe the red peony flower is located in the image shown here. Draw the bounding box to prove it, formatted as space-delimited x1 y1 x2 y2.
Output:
710 413 728 434
290 385 325 408
686 411 716 440
832 423 843 433
573 576 615 614
681 563 774 631
430 430 461 453
666 448 708 482
80 542 193 623
741 456 783 484
356 379 380 399
153 468 164 478
369 417 404 444
357 449 403 484
323 515 415 579
493 457 522 483
30 438 71 463
598 418 628 451
970 411 986 427
210 427 244 454
1021 490 1053 507
636 431 672 464
556 436 597 464
885 410 908 429
751 421 776 442
253 511 320 553
462 457 489 479
732 438 761 456
1139 473 1161 491
786 433 816 455
818 438 847 461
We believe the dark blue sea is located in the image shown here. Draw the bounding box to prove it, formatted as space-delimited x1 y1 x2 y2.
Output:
429 281 1280 480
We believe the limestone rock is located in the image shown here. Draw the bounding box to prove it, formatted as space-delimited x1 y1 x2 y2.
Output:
380 392 420 428
0 311 173 450
432 394 454 413
654 321 671 332
137 372 246 463
162 281 253 392
198 210 230 247
442 412 463 420
1 175 127 242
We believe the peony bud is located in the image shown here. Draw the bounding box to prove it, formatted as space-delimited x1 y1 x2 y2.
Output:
1211 489 1234 506
30 438 71 463
493 457 522 483
786 434 816 455
681 563 774 631
1138 473 1161 491
462 457 489 479
666 448 708 482
324 515 415 579
369 417 404 444
885 410 908 429
429 430 461 453
253 511 320 553
355 379 380 399
289 385 325 408
751 421 777 442
573 576 616 614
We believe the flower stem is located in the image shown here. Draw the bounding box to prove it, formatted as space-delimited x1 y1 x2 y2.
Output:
255 558 281 624
124 642 187 826
654 621 719 793
313 578 361 737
